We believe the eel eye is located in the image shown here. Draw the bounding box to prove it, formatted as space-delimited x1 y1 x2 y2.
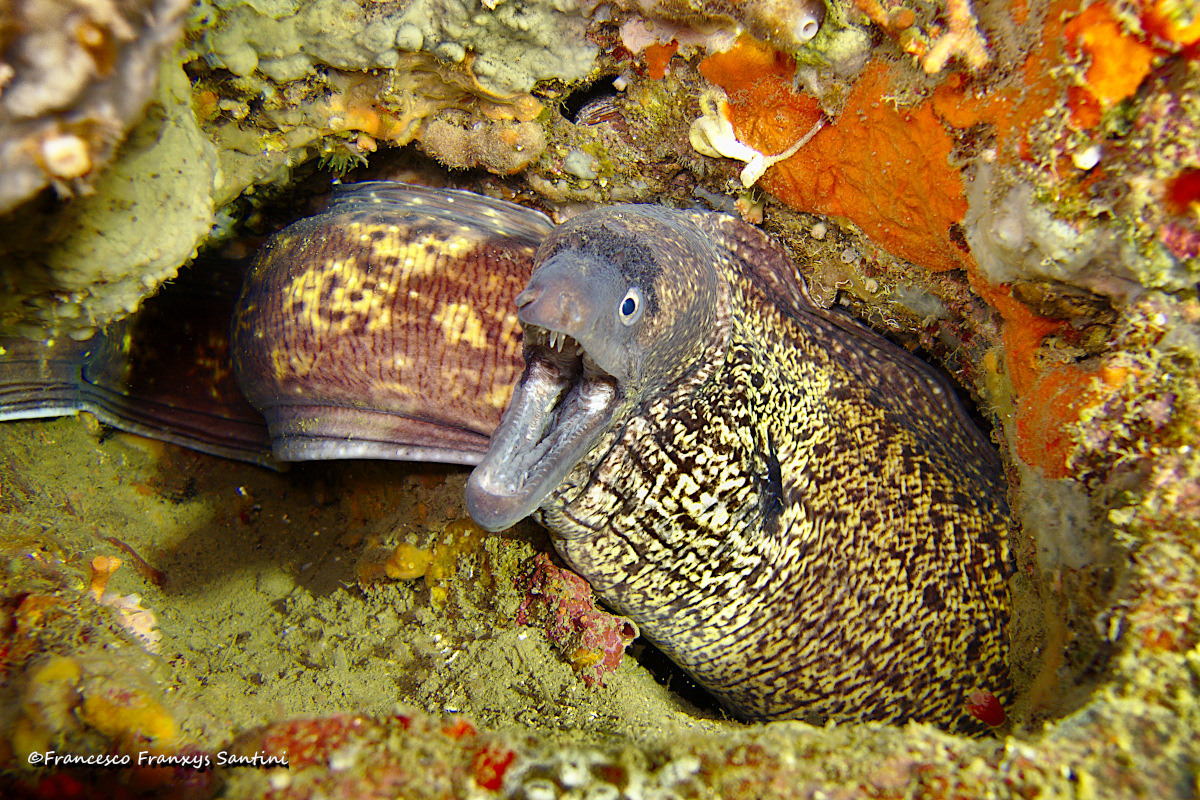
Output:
618 288 642 326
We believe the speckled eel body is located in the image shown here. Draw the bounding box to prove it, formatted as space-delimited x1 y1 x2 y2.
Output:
466 203 1012 732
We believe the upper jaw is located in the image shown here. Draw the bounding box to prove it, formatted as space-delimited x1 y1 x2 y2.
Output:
522 324 621 385
523 324 584 373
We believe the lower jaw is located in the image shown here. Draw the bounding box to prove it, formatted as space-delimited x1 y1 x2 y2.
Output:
466 351 619 530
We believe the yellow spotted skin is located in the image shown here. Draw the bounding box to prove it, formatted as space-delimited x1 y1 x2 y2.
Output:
537 210 1012 732
233 183 552 462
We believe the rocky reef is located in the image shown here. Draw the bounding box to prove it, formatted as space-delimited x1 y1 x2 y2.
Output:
1 0 1199 796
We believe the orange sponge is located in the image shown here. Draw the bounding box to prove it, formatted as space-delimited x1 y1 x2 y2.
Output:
1065 2 1158 107
701 42 971 272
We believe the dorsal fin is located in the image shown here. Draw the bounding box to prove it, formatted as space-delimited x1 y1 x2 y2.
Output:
697 212 1002 473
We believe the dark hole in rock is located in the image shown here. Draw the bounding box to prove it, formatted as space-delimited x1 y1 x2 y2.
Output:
629 639 728 717
561 75 621 124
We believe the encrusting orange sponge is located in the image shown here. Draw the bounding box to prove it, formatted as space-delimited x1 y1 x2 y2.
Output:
700 40 972 273
1064 2 1158 108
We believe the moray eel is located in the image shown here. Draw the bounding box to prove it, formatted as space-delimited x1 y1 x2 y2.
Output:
0 259 274 465
467 205 1012 731
0 183 552 468
233 182 551 464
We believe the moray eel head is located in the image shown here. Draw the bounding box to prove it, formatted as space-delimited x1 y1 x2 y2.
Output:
466 206 725 532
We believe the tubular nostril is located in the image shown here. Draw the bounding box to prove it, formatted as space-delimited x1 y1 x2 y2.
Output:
515 286 541 308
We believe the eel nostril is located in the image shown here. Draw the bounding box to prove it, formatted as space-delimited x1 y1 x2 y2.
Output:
515 286 541 308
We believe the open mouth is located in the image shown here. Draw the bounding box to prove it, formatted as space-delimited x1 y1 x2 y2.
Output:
465 324 623 532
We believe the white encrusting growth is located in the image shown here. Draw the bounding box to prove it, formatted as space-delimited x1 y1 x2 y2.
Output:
689 88 824 187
